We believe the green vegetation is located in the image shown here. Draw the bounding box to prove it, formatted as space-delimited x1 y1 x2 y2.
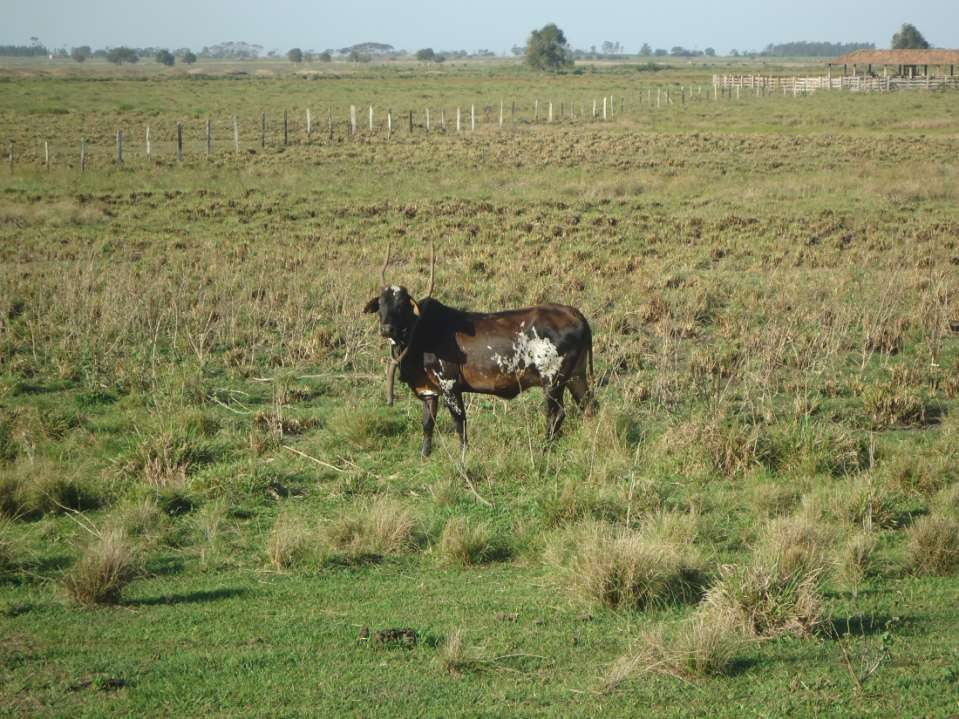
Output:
0 59 958 717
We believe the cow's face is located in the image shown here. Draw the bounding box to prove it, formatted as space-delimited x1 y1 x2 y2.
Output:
363 286 421 345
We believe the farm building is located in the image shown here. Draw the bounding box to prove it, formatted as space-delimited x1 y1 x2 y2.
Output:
830 49 959 78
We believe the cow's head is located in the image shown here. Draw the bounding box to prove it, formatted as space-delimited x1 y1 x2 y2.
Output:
363 286 421 347
364 241 436 406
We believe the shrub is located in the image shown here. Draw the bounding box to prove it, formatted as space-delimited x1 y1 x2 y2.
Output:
906 515 959 576
62 527 137 606
118 428 217 488
322 497 418 561
437 516 508 566
267 512 313 570
547 521 703 610
836 530 879 589
0 459 101 519
801 477 902 530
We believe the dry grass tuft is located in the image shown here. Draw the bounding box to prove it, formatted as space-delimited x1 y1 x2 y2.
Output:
267 512 313 570
546 520 703 610
0 518 19 576
439 628 486 676
62 527 137 606
906 515 959 576
437 516 508 566
836 530 879 589
322 497 418 561
703 515 829 637
603 607 747 690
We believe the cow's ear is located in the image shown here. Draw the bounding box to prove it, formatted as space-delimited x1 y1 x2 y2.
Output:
363 297 380 314
409 298 421 316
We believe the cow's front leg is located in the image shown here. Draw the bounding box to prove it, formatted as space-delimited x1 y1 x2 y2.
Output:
421 395 438 458
544 384 566 442
445 392 467 457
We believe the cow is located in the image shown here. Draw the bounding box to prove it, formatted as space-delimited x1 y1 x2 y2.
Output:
363 242 595 457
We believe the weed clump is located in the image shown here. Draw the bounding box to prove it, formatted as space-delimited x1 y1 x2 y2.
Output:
0 459 100 519
906 515 959 576
62 527 137 606
322 497 418 562
861 367 928 429
118 427 217 488
267 512 313 570
437 516 509 566
546 519 703 610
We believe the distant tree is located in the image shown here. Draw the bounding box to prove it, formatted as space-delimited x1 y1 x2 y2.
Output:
106 47 139 64
287 47 304 63
510 44 525 57
155 49 175 66
182 50 197 64
760 41 874 57
654 48 668 57
416 48 436 62
891 23 930 49
434 54 446 63
70 46 92 63
639 43 652 57
348 50 371 63
317 50 332 62
704 47 716 57
729 49 740 57
525 23 573 71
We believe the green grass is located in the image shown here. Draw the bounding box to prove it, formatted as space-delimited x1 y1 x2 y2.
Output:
1 60 958 717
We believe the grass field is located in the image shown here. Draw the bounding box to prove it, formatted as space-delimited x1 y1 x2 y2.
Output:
1 59 958 717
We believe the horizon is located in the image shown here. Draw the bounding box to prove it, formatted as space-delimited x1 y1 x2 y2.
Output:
5 1 958 57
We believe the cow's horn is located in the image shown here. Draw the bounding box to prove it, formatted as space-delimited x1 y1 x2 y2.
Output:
380 242 392 287
424 240 435 298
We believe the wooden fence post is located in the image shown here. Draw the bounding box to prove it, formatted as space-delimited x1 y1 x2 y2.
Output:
425 108 431 133
306 108 311 140
441 109 446 132
499 100 504 128
409 110 414 134
603 97 607 120
387 110 392 141
80 138 85 173
177 122 183 161
592 99 597 118
206 118 212 156
261 112 266 148
548 101 553 122
146 125 151 159
470 104 475 131
233 115 239 154
350 105 356 136
44 140 49 169
283 110 288 145
369 105 374 132
456 107 461 133
534 99 539 122
8 140 14 172
116 129 123 165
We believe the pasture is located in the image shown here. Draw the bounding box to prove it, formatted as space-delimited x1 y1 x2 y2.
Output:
1 60 958 717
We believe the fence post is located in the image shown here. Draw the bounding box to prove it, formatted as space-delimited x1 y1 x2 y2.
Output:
44 140 49 169
328 106 333 142
206 118 212 156
8 140 14 172
116 129 123 165
603 97 607 120
387 110 392 141
146 125 151 159
592 99 597 118
441 109 447 132
306 108 311 140
233 115 239 154
369 105 374 132
534 99 538 122
80 138 85 173
456 107 461 133
499 100 504 128
177 122 183 161
409 110 414 134
548 101 553 123
261 112 266 148
425 108 431 133
283 110 288 145
350 105 356 136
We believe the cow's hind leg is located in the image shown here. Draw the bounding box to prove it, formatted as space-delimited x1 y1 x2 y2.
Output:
421 396 438 458
567 373 595 417
544 384 567 442
445 392 467 457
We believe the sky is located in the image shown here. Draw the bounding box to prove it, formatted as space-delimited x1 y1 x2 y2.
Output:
5 0 958 55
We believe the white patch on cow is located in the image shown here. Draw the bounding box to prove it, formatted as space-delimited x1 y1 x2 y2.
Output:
491 328 563 383
387 338 396 346
388 285 402 295
438 377 456 394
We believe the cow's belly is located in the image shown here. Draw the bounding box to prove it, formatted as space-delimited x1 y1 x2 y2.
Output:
460 362 541 398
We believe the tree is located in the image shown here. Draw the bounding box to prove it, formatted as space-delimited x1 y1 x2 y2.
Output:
287 48 303 63
317 51 332 62
525 23 573 71
654 48 668 57
70 46 92 63
705 47 716 57
106 47 139 64
416 48 436 62
155 49 175 66
182 50 197 64
639 43 652 57
891 23 930 50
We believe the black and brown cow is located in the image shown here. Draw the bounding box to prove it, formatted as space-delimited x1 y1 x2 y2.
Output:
363 243 595 457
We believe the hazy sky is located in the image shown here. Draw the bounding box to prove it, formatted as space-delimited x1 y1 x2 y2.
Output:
5 1 958 54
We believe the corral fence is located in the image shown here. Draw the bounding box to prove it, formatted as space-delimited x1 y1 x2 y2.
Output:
713 73 959 95
4 76 958 172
